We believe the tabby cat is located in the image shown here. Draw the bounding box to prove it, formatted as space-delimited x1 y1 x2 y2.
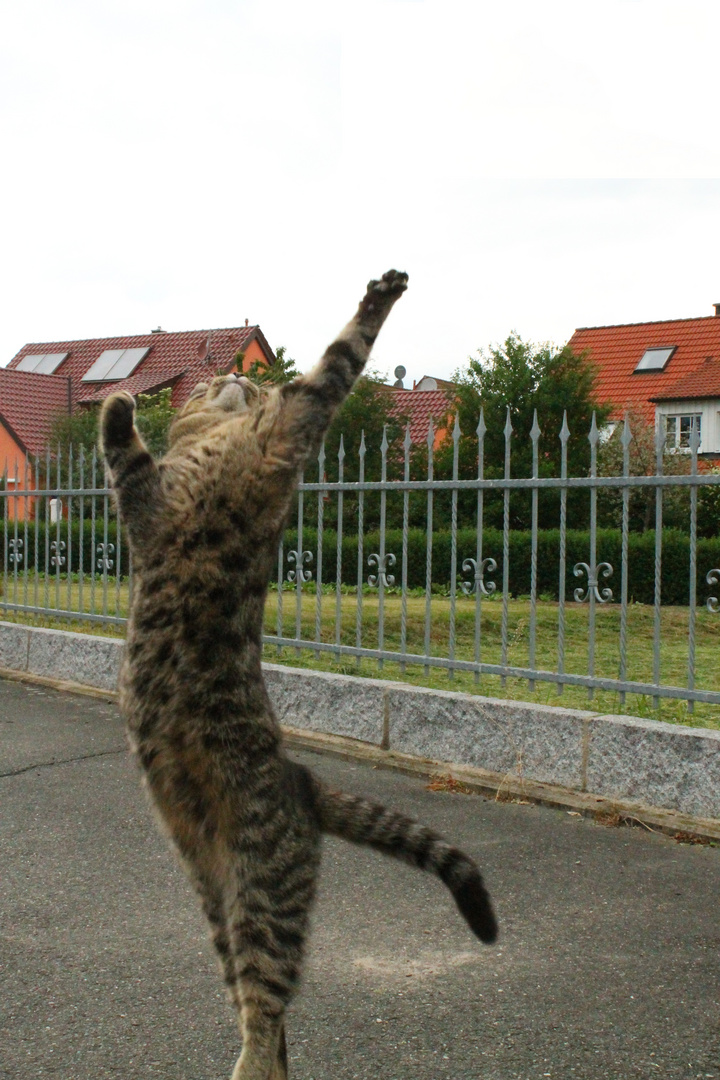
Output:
100 270 497 1080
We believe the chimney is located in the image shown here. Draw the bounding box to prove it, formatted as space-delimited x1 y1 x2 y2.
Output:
151 325 166 334
245 318 249 327
714 304 720 317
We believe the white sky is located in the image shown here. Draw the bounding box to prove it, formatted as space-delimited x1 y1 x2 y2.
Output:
3 0 720 385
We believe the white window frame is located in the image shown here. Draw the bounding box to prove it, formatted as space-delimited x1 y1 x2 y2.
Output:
664 413 702 451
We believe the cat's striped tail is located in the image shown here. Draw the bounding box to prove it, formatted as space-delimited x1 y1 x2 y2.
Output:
316 786 498 944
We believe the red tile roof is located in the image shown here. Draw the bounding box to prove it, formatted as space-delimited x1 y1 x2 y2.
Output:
650 356 720 402
7 325 273 410
386 388 454 445
567 315 720 423
0 368 71 457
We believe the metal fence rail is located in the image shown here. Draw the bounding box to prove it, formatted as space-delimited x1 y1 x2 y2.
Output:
3 412 720 715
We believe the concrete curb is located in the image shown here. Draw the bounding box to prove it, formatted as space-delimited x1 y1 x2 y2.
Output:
2 621 719 830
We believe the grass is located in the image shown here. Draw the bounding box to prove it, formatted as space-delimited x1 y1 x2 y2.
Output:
2 573 719 729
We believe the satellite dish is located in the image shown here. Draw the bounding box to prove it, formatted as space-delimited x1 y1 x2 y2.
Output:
393 364 406 389
197 333 211 361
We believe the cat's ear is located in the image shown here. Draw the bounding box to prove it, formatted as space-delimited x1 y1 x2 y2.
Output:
100 392 136 452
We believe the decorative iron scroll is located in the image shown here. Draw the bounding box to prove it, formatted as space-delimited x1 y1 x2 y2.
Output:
287 549 313 584
707 569 720 613
573 561 613 603
8 538 23 565
96 543 114 572
461 556 497 597
50 540 67 568
367 552 396 588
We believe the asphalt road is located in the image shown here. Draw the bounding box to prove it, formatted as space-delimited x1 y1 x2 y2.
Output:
1 677 719 1080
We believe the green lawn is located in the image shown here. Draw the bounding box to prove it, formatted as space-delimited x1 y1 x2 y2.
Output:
2 574 719 728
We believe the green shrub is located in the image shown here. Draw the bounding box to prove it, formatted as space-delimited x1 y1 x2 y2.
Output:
280 527 720 606
5 519 719 606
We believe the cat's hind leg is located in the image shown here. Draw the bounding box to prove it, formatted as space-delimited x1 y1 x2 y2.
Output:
230 995 288 1080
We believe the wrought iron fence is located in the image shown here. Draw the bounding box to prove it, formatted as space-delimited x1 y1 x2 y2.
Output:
2 411 720 716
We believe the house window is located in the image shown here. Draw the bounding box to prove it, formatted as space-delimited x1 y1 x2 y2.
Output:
664 414 701 450
634 347 676 372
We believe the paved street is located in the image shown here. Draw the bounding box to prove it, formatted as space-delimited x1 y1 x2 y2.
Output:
1 677 719 1080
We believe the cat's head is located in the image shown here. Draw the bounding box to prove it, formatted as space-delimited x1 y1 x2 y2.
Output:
168 374 263 445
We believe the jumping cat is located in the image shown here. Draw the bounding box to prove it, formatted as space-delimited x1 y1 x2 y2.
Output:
100 270 497 1080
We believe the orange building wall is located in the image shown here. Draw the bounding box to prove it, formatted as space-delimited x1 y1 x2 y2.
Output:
236 338 272 374
0 424 35 521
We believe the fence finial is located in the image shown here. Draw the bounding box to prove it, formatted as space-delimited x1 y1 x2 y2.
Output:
476 408 486 441
588 411 599 448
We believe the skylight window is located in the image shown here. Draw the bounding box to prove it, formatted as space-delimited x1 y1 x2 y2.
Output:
82 347 150 382
16 352 68 374
634 346 676 372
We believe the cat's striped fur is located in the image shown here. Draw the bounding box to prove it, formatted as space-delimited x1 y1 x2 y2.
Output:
100 271 497 1080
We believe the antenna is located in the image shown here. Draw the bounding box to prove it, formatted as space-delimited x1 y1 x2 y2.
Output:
197 333 211 362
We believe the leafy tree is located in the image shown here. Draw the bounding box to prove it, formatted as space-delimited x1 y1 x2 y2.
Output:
597 408 697 533
47 407 100 463
134 388 176 457
442 333 612 529
242 345 300 386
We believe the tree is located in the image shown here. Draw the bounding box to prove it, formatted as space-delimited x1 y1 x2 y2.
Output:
443 333 612 529
242 345 300 387
597 408 695 533
46 387 177 465
134 388 176 457
303 371 409 531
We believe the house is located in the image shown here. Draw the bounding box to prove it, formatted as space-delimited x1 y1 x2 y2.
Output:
0 321 275 516
385 374 454 448
0 368 72 519
567 306 720 455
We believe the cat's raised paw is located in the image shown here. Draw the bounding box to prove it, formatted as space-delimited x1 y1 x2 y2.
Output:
358 270 408 326
100 391 136 449
366 269 409 297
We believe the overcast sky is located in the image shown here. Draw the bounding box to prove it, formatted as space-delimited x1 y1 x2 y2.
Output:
3 0 720 386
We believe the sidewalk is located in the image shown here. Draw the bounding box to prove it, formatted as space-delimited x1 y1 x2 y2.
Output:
1 677 719 1079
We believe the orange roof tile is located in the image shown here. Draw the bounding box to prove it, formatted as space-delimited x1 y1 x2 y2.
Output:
0 368 71 457
567 315 720 423
650 356 720 401
7 324 273 411
386 388 454 445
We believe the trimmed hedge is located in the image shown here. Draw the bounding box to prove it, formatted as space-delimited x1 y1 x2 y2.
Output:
4 520 720 606
281 527 720 606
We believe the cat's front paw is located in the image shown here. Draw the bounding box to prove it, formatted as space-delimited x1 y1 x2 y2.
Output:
358 269 408 325
100 391 136 449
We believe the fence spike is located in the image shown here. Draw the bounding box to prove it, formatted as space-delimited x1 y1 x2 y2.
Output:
337 434 345 465
621 413 632 449
452 413 461 443
403 422 412 453
559 410 570 445
476 408 486 441
588 411 599 448
504 407 513 440
426 418 435 448
530 409 541 443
